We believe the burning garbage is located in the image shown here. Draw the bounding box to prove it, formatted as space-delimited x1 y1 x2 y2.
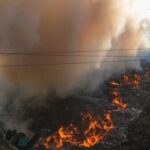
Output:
33 70 146 149
36 112 113 149
3 112 113 150
109 73 142 109
1 64 150 150
0 0 149 150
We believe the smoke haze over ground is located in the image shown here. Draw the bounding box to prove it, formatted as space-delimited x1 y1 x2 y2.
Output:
0 0 149 131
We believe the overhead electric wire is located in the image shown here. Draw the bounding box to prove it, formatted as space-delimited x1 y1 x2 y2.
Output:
0 48 149 55
0 53 149 58
0 54 147 58
0 48 149 67
0 58 149 68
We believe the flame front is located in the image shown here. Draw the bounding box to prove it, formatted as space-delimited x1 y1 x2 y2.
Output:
37 112 113 149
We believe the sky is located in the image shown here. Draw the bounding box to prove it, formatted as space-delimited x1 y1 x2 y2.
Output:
135 0 150 19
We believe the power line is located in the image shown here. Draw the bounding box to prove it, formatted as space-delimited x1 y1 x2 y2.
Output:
0 53 149 58
0 48 149 55
0 58 149 68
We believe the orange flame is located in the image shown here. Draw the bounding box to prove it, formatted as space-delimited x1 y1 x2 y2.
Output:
37 112 113 149
112 98 127 109
110 90 120 97
37 72 145 149
122 74 141 89
110 73 142 109
132 74 141 89
110 81 120 86
123 75 129 82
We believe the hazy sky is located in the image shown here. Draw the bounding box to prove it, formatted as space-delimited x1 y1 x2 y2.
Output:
135 0 150 19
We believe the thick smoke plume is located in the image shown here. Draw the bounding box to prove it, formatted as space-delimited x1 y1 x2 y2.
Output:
0 0 149 94
0 0 149 130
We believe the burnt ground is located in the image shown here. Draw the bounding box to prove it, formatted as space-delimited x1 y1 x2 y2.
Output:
1 61 150 150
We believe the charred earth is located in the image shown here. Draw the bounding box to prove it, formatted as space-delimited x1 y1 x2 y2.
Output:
1 62 150 150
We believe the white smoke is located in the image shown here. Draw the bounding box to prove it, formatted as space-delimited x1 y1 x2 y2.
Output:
0 0 149 95
0 0 149 130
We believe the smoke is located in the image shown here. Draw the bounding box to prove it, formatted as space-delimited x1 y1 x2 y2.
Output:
0 0 149 130
0 0 149 94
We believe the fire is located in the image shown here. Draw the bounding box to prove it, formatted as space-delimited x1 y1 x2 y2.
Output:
123 75 129 82
37 112 113 149
122 74 141 89
132 74 141 89
37 72 145 149
110 90 127 109
112 98 127 109
110 73 142 109
110 88 127 109
110 90 120 97
110 81 120 86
